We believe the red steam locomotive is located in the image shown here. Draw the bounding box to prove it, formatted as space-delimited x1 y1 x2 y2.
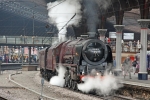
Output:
39 34 113 90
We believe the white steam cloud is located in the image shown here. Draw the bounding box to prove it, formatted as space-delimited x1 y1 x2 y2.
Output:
50 64 122 95
47 0 82 42
50 65 66 87
78 70 122 95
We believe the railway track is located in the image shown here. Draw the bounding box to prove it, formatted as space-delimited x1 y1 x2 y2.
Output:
9 74 58 100
0 96 7 100
0 86 23 89
0 63 38 70
43 74 136 100
79 92 135 100
48 79 136 100
112 95 136 100
8 72 136 100
89 91 135 100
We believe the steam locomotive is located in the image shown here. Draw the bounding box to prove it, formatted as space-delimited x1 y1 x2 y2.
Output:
39 33 113 90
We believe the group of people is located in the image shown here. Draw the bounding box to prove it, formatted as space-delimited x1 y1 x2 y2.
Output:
110 40 140 52
122 56 139 79
113 56 140 79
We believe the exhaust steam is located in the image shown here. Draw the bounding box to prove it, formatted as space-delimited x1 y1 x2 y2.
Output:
49 64 66 87
47 0 82 42
77 67 122 95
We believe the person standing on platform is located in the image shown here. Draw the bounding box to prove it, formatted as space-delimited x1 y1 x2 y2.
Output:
113 57 116 68
107 38 111 45
122 56 132 79
132 58 137 74
121 40 124 52
112 57 116 75
0 56 2 75
133 41 137 52
135 61 140 73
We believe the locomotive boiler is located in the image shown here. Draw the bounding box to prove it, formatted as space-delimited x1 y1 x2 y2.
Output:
39 33 113 90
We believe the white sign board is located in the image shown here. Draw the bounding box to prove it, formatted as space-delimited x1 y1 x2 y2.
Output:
123 33 134 40
109 32 116 38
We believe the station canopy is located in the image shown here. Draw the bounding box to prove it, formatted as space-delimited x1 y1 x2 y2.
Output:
0 0 57 37
0 0 149 41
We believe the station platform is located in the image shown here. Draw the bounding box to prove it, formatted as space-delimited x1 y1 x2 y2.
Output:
116 73 150 99
117 73 150 88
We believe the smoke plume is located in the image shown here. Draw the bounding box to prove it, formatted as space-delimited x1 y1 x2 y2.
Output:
83 0 111 32
50 65 66 87
77 69 122 95
47 0 82 42
95 0 111 10
82 0 99 32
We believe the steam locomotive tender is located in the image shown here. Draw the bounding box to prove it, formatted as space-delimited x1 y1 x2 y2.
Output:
39 35 113 90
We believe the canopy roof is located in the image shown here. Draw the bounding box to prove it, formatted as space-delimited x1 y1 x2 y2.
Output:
0 0 149 41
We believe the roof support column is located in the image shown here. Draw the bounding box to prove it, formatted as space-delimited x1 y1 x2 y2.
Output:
98 29 107 42
100 16 106 29
138 0 150 19
21 47 24 65
114 25 124 74
115 10 124 25
138 19 150 80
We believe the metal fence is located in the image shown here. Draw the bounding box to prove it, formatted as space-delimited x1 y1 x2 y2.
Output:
109 41 140 53
0 36 58 45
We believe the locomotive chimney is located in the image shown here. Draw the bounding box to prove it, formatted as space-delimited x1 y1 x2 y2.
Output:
87 32 96 38
98 29 107 42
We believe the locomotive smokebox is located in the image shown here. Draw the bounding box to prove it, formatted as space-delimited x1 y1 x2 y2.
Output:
87 32 96 38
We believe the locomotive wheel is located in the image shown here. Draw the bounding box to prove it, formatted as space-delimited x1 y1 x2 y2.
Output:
40 69 42 74
47 73 51 81
42 72 44 77
72 81 77 90
67 75 72 88
41 70 44 77
45 74 48 81
50 73 52 79
64 70 69 87
64 77 68 87
46 76 50 81
46 72 49 81
43 71 46 79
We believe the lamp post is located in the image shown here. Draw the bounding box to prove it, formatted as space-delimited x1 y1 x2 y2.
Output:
32 11 35 44
22 28 26 44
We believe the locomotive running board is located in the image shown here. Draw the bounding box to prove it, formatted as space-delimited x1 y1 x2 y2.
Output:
60 64 77 67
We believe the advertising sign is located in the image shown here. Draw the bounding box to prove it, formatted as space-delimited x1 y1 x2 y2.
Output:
123 33 134 40
109 32 116 38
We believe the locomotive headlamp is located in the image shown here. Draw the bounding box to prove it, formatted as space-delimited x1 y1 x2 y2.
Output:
96 72 99 75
